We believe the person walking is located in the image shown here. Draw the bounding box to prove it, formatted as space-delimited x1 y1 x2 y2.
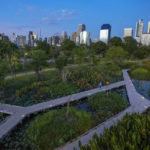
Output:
99 81 103 88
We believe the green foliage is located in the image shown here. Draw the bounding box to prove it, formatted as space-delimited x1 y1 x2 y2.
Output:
0 59 8 87
88 92 129 123
108 37 123 47
90 41 107 56
67 66 103 90
55 55 68 72
24 108 93 150
123 37 138 55
106 46 128 64
79 112 150 150
131 68 150 80
61 39 76 56
31 50 48 80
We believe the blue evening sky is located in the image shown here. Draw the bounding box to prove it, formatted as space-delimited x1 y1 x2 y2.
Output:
0 0 150 40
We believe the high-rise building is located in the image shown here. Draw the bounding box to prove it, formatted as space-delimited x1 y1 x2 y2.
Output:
52 36 61 46
28 31 34 47
123 28 133 38
12 33 17 44
135 19 144 38
16 35 26 47
48 37 52 45
71 32 76 43
147 22 150 34
100 24 111 44
141 34 150 46
80 31 90 45
76 24 86 37
62 31 68 42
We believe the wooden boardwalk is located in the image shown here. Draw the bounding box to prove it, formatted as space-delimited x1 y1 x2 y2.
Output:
0 70 150 150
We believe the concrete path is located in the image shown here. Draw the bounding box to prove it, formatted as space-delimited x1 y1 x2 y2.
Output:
5 64 77 79
0 70 149 150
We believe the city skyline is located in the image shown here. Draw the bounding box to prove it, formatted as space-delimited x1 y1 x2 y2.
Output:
0 0 150 39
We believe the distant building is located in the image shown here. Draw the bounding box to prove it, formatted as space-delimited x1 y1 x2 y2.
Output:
44 37 47 43
100 24 111 44
62 31 68 42
80 31 90 45
147 22 150 33
28 31 34 47
48 37 52 45
141 34 150 46
77 24 86 37
16 35 26 47
124 28 133 38
12 33 17 44
135 19 144 43
71 32 77 43
52 36 61 46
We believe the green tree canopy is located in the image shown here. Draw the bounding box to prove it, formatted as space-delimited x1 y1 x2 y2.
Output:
90 41 107 56
123 37 138 55
61 39 76 56
106 46 128 64
31 50 48 81
108 37 123 47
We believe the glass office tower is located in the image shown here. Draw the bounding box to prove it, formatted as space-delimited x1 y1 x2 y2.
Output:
100 24 111 44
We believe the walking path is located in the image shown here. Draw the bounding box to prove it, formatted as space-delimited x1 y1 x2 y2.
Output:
5 64 77 79
0 70 149 150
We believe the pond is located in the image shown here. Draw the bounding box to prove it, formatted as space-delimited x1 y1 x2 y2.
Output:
0 86 129 150
132 79 150 100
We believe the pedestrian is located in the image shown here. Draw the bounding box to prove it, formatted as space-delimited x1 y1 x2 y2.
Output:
99 81 103 88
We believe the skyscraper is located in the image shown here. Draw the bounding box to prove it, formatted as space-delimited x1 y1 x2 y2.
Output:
100 24 111 44
147 22 150 33
80 31 90 45
71 32 76 43
76 24 86 37
12 33 17 44
28 31 34 47
135 19 144 38
123 28 133 38
16 35 26 47
62 31 68 42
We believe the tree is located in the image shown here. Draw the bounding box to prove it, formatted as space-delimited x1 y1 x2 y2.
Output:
36 41 51 57
108 37 123 47
75 47 87 64
123 37 138 55
61 39 76 56
90 41 107 57
133 46 150 59
106 46 128 64
31 50 48 81
0 60 8 89
55 55 68 82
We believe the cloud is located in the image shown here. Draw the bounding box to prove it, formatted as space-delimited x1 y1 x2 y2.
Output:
40 9 76 25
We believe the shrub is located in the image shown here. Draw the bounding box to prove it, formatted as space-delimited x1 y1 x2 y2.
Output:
35 82 79 100
88 92 129 123
131 68 150 80
78 112 150 150
24 108 93 150
67 66 103 90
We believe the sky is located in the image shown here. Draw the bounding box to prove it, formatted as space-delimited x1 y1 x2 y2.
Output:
0 0 150 40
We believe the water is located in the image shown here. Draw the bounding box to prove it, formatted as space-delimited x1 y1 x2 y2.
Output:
132 79 150 100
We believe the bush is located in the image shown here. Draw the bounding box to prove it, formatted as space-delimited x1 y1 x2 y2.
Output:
35 82 79 100
24 108 93 150
131 68 150 80
67 66 103 90
78 111 150 150
88 92 129 123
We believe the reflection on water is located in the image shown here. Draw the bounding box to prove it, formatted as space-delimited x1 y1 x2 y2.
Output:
132 79 150 100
